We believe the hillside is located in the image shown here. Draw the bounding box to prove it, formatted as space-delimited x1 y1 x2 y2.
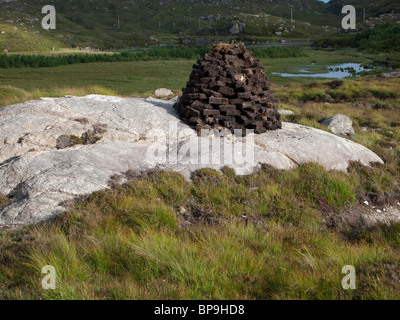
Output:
326 0 400 16
0 0 399 51
0 23 64 53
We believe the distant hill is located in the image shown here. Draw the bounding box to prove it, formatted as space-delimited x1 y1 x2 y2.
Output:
0 0 399 51
326 0 400 16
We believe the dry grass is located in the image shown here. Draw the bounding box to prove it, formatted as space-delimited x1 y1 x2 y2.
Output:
214 42 232 54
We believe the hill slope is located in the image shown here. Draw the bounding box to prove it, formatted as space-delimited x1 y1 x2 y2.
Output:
0 0 399 50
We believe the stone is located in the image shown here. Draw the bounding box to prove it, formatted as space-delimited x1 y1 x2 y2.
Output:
168 96 181 104
154 88 174 98
278 110 295 116
0 95 383 227
229 21 246 35
254 122 382 171
380 71 400 79
321 114 355 136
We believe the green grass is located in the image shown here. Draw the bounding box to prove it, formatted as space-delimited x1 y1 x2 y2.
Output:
0 60 192 99
0 48 382 99
0 162 399 300
0 23 62 53
274 78 400 103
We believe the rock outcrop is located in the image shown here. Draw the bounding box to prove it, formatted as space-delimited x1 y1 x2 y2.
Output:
0 95 383 227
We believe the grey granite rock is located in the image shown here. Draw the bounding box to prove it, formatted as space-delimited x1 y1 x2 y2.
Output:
278 110 295 116
380 71 400 79
321 114 355 136
153 88 174 98
0 95 383 226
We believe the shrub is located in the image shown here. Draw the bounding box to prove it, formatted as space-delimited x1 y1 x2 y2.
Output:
0 46 306 69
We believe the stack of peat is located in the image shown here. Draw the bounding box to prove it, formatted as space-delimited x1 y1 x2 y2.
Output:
174 43 282 134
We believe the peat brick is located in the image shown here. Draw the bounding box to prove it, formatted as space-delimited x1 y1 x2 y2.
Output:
218 86 235 96
203 109 221 116
218 105 237 112
202 89 223 97
209 96 229 105
238 92 252 99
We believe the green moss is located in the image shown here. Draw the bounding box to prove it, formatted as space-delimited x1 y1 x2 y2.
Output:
69 135 83 145
0 193 10 211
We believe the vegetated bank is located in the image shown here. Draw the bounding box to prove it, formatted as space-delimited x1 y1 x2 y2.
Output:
313 23 400 69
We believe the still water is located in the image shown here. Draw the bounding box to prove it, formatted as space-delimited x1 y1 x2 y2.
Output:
271 63 371 79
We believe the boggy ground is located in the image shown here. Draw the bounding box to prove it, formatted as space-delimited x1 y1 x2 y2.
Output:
0 66 399 300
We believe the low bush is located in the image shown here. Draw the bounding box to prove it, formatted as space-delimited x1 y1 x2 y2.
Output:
0 46 306 69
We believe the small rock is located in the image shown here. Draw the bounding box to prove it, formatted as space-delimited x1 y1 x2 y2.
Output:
229 20 246 35
154 88 174 98
376 209 382 214
179 206 187 214
278 110 295 116
321 114 355 136
380 71 400 79
322 94 334 103
168 95 181 104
